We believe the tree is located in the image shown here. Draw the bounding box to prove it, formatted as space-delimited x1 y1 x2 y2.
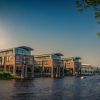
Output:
76 0 100 36
97 33 100 37
76 0 100 23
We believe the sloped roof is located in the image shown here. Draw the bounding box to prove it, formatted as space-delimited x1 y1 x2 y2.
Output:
52 53 63 56
17 46 34 51
34 53 63 57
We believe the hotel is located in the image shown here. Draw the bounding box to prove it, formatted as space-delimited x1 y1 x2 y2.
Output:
0 46 34 79
81 64 97 75
62 57 81 75
34 53 64 78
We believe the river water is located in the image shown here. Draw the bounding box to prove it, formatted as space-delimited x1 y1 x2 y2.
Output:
0 76 100 100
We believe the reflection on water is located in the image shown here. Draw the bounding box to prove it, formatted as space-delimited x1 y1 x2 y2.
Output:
0 76 100 100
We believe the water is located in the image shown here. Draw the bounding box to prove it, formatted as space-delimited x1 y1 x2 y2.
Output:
0 76 100 100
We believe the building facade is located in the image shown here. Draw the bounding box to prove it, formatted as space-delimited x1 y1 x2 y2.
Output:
81 64 98 75
34 53 64 78
0 46 34 79
62 57 81 75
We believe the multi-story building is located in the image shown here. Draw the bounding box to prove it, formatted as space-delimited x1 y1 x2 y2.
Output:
62 57 81 75
34 53 64 78
81 64 97 75
0 46 34 79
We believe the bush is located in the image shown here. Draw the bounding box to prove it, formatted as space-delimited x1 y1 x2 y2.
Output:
0 72 13 79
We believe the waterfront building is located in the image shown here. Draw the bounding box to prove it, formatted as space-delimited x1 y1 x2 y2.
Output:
81 64 98 75
34 53 64 78
62 57 81 75
0 46 34 79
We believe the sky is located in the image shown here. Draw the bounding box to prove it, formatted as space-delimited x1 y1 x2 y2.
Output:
0 0 100 66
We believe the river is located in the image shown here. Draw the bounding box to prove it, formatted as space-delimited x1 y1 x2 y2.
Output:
0 76 100 100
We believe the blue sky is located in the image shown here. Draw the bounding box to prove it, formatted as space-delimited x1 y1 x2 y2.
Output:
0 0 100 66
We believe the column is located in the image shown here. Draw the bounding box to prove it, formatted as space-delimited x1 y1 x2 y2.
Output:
25 66 27 78
58 67 60 77
21 66 24 79
73 68 75 75
56 67 58 78
13 65 16 77
63 67 64 77
4 65 6 72
8 66 10 73
32 65 34 78
51 67 54 78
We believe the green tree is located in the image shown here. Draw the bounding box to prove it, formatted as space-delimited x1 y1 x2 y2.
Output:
76 0 100 36
76 0 100 23
97 33 100 37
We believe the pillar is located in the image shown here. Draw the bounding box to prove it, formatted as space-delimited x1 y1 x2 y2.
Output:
51 67 54 78
4 65 6 72
25 66 27 78
58 67 60 77
21 66 24 79
63 67 64 77
32 65 34 78
13 65 16 77
73 68 75 75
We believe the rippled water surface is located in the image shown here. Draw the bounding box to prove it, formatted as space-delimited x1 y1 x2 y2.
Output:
0 76 100 100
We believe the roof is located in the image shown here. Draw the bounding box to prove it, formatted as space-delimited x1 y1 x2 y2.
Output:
16 46 34 51
62 57 81 60
52 53 63 56
0 48 13 52
81 64 91 66
0 46 34 52
34 53 63 57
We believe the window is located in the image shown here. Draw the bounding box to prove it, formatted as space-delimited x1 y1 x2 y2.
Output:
52 55 61 60
5 50 13 55
4 56 10 63
29 58 33 64
15 48 31 55
16 67 21 73
7 56 9 62
10 66 13 73
16 56 21 63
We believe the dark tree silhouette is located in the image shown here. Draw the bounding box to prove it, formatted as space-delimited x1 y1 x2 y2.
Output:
76 0 100 37
76 0 100 23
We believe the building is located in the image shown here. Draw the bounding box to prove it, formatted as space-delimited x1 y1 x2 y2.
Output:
62 57 81 75
81 64 97 75
0 46 34 79
34 53 64 78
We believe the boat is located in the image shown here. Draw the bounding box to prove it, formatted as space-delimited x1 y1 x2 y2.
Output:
80 76 85 79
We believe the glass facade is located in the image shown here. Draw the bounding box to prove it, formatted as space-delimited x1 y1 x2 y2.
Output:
52 55 61 60
14 48 31 55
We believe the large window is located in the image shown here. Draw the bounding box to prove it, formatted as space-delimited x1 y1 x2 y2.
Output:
15 48 31 55
5 50 13 55
52 55 61 60
16 56 21 63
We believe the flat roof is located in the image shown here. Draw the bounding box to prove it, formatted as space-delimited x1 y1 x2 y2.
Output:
0 46 34 52
0 48 13 52
34 53 63 57
62 57 81 60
